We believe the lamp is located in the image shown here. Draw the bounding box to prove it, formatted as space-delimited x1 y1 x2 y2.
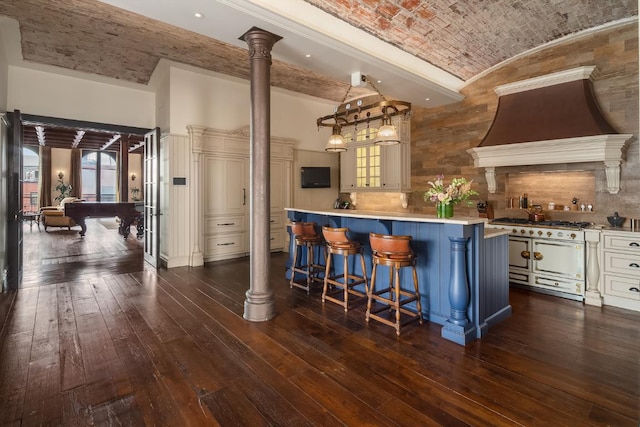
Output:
131 173 137 181
317 75 411 151
58 171 64 180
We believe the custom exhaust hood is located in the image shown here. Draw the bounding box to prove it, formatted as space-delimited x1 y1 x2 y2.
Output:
467 66 632 194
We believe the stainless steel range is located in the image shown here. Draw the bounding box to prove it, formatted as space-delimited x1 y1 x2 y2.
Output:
486 218 592 300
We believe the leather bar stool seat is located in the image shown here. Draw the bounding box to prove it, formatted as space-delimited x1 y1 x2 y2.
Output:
289 222 325 293
322 226 368 311
367 233 422 336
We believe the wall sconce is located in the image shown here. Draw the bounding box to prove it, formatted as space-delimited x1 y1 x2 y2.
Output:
131 173 137 182
58 171 64 180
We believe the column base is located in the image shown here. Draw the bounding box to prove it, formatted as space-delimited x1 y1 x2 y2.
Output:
584 290 603 307
243 290 276 322
190 251 204 267
441 321 476 346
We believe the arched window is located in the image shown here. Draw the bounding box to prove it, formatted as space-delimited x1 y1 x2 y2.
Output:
22 146 39 212
81 151 117 202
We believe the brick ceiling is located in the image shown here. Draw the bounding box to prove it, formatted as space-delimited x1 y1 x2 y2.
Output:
2 0 635 152
0 0 636 104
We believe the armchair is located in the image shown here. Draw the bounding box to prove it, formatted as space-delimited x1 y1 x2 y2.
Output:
40 197 80 231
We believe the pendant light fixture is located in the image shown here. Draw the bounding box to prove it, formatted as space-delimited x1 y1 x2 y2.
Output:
318 75 411 152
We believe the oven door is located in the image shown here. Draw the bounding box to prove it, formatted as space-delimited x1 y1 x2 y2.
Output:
532 239 585 280
508 236 530 284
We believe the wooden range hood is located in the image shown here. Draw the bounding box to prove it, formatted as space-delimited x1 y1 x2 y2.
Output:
467 66 632 194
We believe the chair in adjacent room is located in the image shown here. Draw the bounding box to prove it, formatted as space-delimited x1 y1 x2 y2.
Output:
367 232 422 336
289 221 325 293
322 226 368 311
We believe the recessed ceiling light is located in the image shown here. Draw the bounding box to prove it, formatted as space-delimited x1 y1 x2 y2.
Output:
425 97 430 101
194 12 204 18
377 80 382 83
305 54 311 58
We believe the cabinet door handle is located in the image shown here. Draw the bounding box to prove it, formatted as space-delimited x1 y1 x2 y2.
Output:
629 263 639 268
243 188 246 206
217 242 235 246
533 252 543 261
520 250 530 259
630 242 639 247
629 287 640 293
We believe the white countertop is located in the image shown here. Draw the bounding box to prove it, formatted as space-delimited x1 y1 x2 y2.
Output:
285 207 488 226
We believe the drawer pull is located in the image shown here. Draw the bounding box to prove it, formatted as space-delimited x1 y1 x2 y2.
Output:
520 250 530 259
629 287 640 293
217 223 235 226
217 242 235 246
629 263 640 268
630 242 640 247
270 220 276 223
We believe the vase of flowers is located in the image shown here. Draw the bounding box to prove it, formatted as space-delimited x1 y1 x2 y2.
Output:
54 173 73 203
423 174 479 218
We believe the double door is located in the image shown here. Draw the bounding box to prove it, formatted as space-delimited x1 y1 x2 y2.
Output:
508 235 585 298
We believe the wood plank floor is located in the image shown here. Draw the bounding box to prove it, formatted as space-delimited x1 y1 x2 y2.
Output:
0 219 639 426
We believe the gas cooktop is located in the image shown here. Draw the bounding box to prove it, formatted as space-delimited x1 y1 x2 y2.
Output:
491 218 593 230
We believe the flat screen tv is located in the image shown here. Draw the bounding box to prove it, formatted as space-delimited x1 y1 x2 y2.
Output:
300 167 331 188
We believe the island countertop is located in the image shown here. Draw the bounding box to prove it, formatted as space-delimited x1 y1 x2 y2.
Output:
284 207 488 225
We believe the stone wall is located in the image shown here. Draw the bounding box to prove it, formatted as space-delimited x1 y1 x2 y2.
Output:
405 21 638 226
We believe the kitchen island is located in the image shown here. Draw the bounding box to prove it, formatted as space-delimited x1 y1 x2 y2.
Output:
285 208 511 346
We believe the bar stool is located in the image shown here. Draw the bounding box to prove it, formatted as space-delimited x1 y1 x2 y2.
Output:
366 233 422 336
322 226 368 311
289 222 325 293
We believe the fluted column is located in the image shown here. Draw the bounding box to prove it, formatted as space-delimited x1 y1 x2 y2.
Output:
187 125 205 267
240 27 282 322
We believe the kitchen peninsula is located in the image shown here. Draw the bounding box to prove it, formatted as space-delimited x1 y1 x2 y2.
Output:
285 208 511 345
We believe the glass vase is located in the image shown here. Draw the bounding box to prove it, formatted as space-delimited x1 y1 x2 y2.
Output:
437 202 454 218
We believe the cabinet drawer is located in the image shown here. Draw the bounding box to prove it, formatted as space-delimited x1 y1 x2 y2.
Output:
270 230 284 251
533 274 583 296
509 269 529 284
604 274 640 300
270 213 284 229
206 216 245 234
603 251 640 278
205 233 246 256
603 234 640 253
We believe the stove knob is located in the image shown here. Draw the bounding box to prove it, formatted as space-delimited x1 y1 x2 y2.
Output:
570 233 576 239
529 230 534 235
547 232 552 237
512 228 517 233
520 229 526 234
538 231 543 236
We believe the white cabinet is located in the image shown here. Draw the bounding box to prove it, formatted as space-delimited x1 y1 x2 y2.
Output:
193 126 294 262
204 156 248 260
339 117 411 194
601 230 640 312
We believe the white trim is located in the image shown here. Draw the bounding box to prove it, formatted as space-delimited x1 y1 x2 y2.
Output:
467 134 633 194
494 66 596 96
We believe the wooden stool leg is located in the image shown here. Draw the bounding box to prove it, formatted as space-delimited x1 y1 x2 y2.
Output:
366 262 377 323
322 253 332 303
359 252 368 295
413 264 423 324
290 242 299 289
394 264 401 336
306 244 314 292
342 253 349 311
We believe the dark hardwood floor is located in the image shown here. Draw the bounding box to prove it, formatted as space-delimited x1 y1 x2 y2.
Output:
0 219 639 426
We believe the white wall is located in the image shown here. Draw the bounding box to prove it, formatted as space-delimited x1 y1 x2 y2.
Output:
167 66 335 151
7 66 155 128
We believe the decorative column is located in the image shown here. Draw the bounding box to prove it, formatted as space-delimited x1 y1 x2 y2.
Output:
584 229 602 306
441 237 475 345
240 27 282 322
187 125 205 267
